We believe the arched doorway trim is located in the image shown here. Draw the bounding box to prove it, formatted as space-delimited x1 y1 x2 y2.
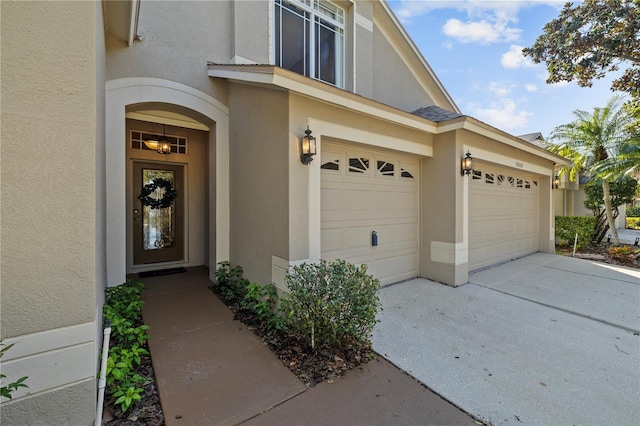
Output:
105 77 229 285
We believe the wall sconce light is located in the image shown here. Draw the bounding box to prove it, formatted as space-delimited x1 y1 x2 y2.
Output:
552 175 560 189
144 124 172 155
300 127 317 165
461 151 474 176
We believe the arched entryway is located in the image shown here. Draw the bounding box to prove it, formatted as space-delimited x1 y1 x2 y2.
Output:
105 78 229 286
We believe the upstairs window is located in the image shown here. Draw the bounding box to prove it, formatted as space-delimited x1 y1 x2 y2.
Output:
275 0 344 88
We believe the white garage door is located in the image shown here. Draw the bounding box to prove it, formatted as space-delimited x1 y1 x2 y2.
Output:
469 163 540 271
321 143 420 286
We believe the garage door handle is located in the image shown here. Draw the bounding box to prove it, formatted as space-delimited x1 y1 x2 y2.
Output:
372 231 378 247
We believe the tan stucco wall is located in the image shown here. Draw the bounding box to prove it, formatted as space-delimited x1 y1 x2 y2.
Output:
125 119 210 271
106 0 230 103
228 83 290 284
232 1 270 64
371 25 435 113
1 1 102 422
1 0 98 337
421 131 467 286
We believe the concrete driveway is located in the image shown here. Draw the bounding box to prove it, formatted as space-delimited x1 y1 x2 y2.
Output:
373 253 640 425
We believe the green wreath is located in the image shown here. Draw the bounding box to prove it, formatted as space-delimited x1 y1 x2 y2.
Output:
138 178 178 209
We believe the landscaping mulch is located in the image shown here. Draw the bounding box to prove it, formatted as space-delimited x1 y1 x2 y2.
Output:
556 242 640 269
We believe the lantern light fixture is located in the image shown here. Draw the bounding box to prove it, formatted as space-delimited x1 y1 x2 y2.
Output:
461 150 474 176
552 175 560 189
300 126 317 165
144 124 172 155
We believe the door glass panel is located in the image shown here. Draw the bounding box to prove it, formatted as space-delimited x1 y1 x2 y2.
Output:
142 169 175 251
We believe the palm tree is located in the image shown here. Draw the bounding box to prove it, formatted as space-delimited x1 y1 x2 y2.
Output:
550 95 633 245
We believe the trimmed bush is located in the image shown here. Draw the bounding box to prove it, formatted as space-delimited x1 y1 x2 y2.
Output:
281 259 380 351
555 216 597 248
626 206 640 217
626 217 640 230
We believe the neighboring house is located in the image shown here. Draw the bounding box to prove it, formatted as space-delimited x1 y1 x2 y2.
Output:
518 133 627 228
1 0 569 423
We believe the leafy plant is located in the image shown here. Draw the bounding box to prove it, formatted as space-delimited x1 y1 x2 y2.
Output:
281 259 380 351
608 246 639 262
626 217 640 230
212 261 249 304
242 282 283 334
584 176 637 242
102 279 150 414
0 342 28 400
627 206 640 217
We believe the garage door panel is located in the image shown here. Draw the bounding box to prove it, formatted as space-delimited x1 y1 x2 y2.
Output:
321 143 420 285
469 163 540 271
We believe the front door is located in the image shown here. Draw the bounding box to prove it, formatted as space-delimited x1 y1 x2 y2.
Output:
133 161 185 265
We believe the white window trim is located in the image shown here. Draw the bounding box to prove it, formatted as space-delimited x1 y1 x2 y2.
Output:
273 0 345 88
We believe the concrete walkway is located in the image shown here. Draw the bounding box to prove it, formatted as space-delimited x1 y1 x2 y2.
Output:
617 227 640 245
140 266 477 426
373 253 640 426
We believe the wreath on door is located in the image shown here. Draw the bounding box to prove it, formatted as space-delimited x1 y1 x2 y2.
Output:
138 178 178 209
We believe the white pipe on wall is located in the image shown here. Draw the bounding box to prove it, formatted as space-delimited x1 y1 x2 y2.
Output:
96 321 112 426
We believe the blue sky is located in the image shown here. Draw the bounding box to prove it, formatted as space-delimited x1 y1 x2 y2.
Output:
387 0 621 139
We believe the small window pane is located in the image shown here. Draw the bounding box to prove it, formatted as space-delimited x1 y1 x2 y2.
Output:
486 173 494 184
321 160 339 170
472 170 482 180
377 160 394 176
401 168 414 179
349 157 369 173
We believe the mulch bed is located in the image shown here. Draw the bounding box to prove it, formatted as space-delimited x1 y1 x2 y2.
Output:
556 242 640 269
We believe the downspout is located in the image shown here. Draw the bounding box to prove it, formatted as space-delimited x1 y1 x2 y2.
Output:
96 320 112 426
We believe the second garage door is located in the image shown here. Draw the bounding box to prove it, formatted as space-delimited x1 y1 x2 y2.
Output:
320 143 420 286
469 162 540 271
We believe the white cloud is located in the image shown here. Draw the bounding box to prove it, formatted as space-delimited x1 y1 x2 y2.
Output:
501 45 536 68
443 18 521 43
525 83 538 92
488 81 514 97
468 98 532 130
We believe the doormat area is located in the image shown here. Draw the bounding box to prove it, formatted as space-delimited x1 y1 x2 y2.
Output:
138 267 187 278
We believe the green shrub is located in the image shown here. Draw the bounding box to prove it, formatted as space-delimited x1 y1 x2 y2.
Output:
213 261 249 304
626 217 640 229
626 206 640 217
281 260 380 351
103 279 150 413
555 216 597 248
241 282 284 335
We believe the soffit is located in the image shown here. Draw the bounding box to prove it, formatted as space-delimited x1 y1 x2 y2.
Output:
103 0 140 46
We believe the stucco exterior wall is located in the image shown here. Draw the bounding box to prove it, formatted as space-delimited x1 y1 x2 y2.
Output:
106 0 230 104
228 83 290 284
371 25 435 113
1 0 98 337
232 1 271 64
1 1 100 422
422 131 467 286
354 1 375 99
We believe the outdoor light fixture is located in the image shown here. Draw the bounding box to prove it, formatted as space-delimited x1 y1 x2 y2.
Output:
607 234 611 243
461 150 474 176
144 124 172 155
300 126 317 165
635 237 639 246
552 175 560 189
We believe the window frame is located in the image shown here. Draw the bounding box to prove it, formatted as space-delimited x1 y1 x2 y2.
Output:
274 0 345 88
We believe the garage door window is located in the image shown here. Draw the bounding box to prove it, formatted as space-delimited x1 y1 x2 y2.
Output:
348 157 370 174
376 160 395 177
321 151 341 172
